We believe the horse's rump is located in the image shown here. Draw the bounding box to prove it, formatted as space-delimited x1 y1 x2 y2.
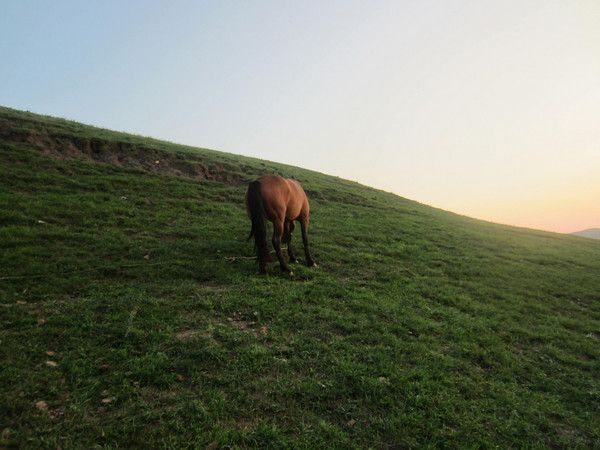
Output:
252 175 307 222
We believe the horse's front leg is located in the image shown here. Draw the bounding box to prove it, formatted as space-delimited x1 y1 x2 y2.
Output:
272 218 292 274
284 220 297 263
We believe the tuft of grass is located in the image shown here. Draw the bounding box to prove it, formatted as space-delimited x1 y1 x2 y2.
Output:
1 105 599 448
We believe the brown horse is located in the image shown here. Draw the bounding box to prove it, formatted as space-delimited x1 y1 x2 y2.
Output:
245 175 317 274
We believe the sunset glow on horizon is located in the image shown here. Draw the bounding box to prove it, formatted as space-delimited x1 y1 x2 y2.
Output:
2 1 599 234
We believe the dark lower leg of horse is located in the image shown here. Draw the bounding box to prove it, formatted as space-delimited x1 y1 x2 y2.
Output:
257 245 268 274
272 226 291 273
283 227 297 263
300 220 317 267
258 258 267 274
287 238 297 263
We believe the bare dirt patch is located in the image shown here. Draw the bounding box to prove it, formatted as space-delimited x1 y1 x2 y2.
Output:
225 313 269 337
175 329 211 341
0 120 248 185
223 417 260 430
227 312 256 331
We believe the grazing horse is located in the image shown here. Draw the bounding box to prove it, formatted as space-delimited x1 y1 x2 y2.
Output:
245 175 317 274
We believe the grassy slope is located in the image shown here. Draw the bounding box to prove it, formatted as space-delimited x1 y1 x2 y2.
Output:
1 106 599 449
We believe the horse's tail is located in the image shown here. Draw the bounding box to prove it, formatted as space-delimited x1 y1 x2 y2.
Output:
246 181 269 263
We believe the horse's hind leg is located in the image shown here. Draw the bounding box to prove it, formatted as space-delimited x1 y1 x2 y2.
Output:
284 220 297 263
299 216 317 267
272 218 292 273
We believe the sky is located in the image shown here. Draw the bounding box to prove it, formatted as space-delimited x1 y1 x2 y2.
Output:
2 0 599 233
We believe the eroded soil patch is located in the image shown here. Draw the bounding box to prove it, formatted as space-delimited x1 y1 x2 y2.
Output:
0 119 248 185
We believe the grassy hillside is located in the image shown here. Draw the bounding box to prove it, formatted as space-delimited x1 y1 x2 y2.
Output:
1 106 599 449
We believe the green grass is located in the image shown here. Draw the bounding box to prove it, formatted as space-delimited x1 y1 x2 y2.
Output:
1 105 599 448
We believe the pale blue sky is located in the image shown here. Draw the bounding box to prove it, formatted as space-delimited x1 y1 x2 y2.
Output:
2 1 599 232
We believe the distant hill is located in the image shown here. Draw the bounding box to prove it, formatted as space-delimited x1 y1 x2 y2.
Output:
572 228 600 239
1 105 600 448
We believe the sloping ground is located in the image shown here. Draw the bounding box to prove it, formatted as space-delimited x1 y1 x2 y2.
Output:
1 106 599 448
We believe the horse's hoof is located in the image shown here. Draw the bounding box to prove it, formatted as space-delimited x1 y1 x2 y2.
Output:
289 258 298 264
307 261 318 267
